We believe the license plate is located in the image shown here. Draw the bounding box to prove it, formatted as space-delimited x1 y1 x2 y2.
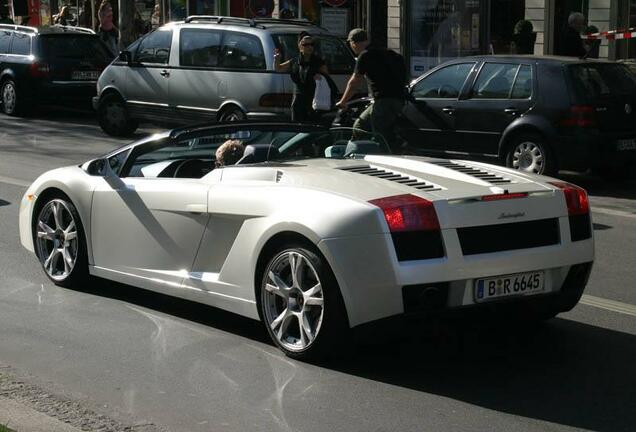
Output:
71 71 99 80
617 138 636 151
474 271 544 303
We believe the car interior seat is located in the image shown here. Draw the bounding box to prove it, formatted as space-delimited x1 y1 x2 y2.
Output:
235 144 280 165
344 140 382 157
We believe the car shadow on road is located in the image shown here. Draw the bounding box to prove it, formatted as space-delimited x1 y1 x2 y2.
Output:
0 199 9 207
72 277 635 431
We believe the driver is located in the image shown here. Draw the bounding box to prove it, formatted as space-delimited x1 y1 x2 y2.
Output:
215 140 245 167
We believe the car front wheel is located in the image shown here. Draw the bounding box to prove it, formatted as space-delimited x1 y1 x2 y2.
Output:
258 244 348 361
33 195 88 288
505 134 556 176
97 94 139 137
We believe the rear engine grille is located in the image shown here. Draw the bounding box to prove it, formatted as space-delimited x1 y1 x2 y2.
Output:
457 218 560 255
340 165 441 191
433 161 513 185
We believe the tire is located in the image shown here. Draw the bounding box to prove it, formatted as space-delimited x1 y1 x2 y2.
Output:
33 194 89 288
505 133 557 176
257 243 349 361
218 105 247 123
97 93 138 137
1 78 30 116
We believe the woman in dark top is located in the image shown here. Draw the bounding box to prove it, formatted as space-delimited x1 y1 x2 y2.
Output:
274 32 329 122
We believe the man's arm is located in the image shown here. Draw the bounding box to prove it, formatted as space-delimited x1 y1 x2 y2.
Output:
336 73 364 108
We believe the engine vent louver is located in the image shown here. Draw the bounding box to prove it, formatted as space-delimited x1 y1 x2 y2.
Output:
432 161 513 185
340 165 441 191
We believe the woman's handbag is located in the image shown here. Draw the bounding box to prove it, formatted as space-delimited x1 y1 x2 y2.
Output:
312 76 332 112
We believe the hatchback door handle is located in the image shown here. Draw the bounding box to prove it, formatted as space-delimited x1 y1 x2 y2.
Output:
504 107 519 116
442 107 455 115
159 69 170 77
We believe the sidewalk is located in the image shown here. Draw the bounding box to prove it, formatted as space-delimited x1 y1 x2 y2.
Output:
0 397 83 432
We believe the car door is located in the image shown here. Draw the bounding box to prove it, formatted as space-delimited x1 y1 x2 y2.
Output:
401 62 476 155
454 62 535 156
170 27 224 123
124 27 174 121
90 137 213 289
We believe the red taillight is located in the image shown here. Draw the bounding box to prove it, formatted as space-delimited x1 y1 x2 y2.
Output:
29 62 50 78
369 194 440 232
549 182 589 215
259 93 293 108
560 105 596 128
481 192 528 201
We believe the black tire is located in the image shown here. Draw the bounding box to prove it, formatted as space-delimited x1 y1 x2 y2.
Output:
505 133 557 176
218 105 247 123
257 243 349 361
32 193 89 288
97 93 139 137
1 78 30 116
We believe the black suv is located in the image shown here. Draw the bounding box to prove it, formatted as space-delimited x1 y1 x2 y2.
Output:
341 55 636 176
0 24 114 115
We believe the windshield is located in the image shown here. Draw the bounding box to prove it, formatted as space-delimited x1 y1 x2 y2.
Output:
273 34 354 74
122 127 390 178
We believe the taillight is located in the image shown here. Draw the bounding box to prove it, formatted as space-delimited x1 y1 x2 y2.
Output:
481 192 528 201
369 194 440 232
29 62 50 78
549 182 589 215
560 105 596 128
259 93 293 108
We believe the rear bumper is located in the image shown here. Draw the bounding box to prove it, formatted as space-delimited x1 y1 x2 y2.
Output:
555 132 636 170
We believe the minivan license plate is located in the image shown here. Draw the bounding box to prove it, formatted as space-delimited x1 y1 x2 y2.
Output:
617 138 636 151
475 271 544 302
71 71 98 80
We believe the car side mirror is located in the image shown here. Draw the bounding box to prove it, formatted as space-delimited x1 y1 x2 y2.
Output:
118 50 133 65
84 158 117 177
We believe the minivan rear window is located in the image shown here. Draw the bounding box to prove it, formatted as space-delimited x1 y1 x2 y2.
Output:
40 35 114 63
273 34 354 74
569 63 636 99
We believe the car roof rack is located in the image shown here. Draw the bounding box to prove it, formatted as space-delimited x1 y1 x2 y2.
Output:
49 24 95 34
252 18 317 28
0 23 38 33
184 15 259 27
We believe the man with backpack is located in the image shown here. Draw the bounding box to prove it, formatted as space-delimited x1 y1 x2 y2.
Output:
336 28 408 152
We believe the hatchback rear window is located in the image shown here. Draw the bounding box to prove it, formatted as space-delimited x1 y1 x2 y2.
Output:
569 64 636 99
40 35 113 63
273 34 354 74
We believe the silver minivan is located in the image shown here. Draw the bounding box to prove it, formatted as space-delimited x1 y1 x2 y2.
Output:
94 16 358 136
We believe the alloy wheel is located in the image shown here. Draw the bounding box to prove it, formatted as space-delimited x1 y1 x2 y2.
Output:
104 100 126 130
512 141 545 174
35 199 79 281
262 250 325 352
2 81 16 114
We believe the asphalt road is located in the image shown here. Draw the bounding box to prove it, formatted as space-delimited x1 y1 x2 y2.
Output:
0 110 635 432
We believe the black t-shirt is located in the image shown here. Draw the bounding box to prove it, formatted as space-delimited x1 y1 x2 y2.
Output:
354 48 406 99
558 26 586 58
290 54 325 96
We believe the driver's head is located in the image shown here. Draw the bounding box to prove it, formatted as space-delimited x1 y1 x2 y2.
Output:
215 139 245 167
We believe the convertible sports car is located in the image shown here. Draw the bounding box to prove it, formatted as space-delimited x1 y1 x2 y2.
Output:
19 123 594 360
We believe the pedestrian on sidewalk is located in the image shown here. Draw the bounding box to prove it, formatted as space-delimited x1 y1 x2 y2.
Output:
557 12 588 58
336 28 408 152
98 1 118 55
54 6 72 26
274 31 330 123
0 4 14 24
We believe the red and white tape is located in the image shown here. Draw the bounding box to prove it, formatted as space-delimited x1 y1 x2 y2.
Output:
582 28 636 40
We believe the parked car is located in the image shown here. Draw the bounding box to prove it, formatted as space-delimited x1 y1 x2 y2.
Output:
339 55 636 177
0 24 114 115
19 122 594 360
94 16 359 136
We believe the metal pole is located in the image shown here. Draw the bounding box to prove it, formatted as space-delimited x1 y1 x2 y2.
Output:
298 0 302 19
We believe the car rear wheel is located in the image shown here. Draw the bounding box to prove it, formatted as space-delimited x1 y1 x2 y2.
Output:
505 133 556 176
258 244 348 361
33 195 89 288
97 93 138 137
218 105 247 123
1 79 29 116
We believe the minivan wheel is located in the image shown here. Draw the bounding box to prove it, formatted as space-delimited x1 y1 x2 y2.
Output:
506 133 557 176
1 79 29 116
218 106 247 123
97 93 138 137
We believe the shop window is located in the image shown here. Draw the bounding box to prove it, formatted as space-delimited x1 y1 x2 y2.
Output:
219 32 265 70
411 63 474 99
137 29 173 64
180 28 222 67
471 63 518 99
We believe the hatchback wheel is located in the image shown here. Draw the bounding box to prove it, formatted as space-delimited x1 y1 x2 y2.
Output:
258 244 348 361
506 133 556 176
218 106 247 123
97 94 138 137
1 79 29 116
33 195 88 288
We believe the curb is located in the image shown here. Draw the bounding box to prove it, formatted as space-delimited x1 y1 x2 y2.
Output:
0 396 83 432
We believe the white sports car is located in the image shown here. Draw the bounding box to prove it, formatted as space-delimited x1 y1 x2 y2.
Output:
19 123 594 360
